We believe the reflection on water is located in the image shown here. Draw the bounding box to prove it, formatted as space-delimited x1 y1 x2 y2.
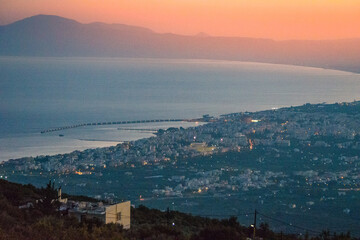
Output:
0 122 202 162
1 57 360 161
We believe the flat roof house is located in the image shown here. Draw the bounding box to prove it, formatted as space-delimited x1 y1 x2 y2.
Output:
68 201 131 229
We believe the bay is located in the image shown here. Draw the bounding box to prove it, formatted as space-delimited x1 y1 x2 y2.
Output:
1 57 360 162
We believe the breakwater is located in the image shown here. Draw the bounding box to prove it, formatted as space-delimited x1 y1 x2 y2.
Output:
40 119 200 134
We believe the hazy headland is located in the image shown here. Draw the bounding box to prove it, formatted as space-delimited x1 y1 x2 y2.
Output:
1 15 360 73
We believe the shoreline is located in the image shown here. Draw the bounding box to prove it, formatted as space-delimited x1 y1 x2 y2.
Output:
0 121 204 163
2 100 359 164
3 99 360 164
1 56 360 75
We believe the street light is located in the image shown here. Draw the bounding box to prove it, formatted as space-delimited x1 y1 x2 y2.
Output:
250 224 256 239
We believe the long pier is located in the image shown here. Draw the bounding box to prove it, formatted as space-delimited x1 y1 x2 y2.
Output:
40 119 200 134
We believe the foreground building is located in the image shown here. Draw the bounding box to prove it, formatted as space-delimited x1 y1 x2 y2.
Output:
68 201 131 229
58 188 131 229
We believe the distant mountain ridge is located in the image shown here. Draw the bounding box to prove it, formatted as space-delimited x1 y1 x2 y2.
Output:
1 14 360 73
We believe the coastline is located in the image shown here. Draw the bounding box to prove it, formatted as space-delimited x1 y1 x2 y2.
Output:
1 55 360 75
0 136 121 163
2 101 360 236
0 121 203 163
2 57 360 163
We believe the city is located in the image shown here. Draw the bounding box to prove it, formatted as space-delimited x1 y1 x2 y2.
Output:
2 101 360 235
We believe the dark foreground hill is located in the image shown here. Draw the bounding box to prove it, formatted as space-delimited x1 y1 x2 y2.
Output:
0 179 355 240
1 15 360 73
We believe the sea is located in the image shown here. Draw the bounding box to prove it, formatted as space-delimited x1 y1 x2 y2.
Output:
1 56 360 162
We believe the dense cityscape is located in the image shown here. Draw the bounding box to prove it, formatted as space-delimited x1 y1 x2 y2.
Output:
3 102 360 179
1 101 360 235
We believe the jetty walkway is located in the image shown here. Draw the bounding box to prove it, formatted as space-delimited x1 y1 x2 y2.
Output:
40 119 200 134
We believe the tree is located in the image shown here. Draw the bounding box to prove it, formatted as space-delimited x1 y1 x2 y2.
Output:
37 180 59 214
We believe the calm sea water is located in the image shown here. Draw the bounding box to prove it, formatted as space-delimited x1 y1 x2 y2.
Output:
1 57 360 161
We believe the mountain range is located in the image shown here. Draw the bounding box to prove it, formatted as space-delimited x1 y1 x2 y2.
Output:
1 14 360 73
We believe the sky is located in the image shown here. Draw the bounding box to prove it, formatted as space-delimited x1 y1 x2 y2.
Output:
0 0 360 40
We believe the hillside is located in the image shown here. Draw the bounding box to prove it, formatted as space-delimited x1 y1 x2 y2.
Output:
0 179 353 240
1 15 360 73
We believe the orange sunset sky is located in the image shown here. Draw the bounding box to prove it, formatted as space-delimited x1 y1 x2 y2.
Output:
0 0 359 40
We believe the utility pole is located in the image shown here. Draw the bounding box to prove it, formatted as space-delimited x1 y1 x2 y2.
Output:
253 209 257 239
166 207 170 226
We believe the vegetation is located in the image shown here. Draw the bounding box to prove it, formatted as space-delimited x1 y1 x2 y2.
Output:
0 179 356 240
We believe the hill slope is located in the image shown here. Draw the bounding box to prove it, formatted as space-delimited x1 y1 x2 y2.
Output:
1 15 360 73
1 179 352 240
